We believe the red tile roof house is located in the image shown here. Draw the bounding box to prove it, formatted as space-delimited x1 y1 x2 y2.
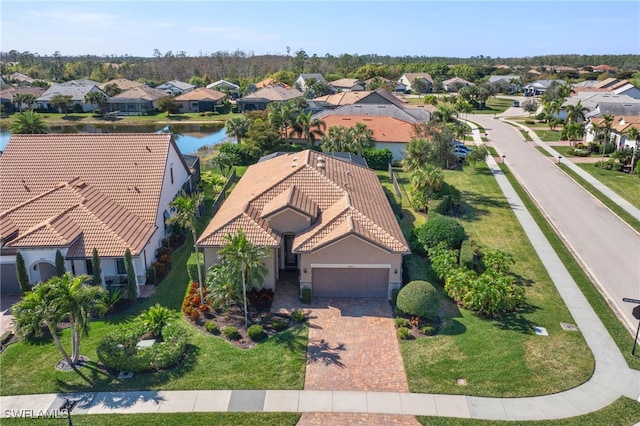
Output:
197 150 409 299
174 87 227 113
0 134 194 294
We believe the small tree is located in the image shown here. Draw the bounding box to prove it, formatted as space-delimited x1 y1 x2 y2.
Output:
55 250 66 277
157 97 179 117
15 252 31 294
396 280 440 322
124 248 137 303
91 248 102 286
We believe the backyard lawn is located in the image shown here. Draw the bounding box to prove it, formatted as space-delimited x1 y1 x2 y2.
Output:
379 164 595 397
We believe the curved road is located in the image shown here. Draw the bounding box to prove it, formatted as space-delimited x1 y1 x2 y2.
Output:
469 113 640 333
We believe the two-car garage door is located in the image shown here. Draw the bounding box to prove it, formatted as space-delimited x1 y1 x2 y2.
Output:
312 267 389 298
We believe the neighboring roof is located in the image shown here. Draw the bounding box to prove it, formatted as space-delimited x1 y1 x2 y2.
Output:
0 133 186 227
0 86 46 101
255 78 290 89
488 75 522 83
197 150 409 255
9 72 35 84
109 85 168 102
587 102 640 118
442 77 473 86
313 103 431 123
551 66 576 72
174 87 226 102
37 80 102 102
524 79 564 89
98 79 144 91
590 116 640 133
239 86 303 102
572 78 634 94
329 78 365 88
297 73 327 83
207 80 240 90
317 115 416 143
157 80 195 91
313 88 408 109
400 73 434 84
592 65 617 72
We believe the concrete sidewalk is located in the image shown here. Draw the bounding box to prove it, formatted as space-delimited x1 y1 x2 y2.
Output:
1 124 639 421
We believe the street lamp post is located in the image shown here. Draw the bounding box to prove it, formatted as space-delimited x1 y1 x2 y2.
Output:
558 155 562 164
501 155 506 164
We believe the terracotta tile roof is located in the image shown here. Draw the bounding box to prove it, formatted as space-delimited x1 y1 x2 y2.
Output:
261 185 318 219
318 115 415 143
401 73 434 84
174 87 226 102
197 150 409 254
329 78 364 88
591 116 640 133
255 78 290 89
1 133 178 224
0 86 46 101
110 85 169 101
2 178 156 257
98 79 143 91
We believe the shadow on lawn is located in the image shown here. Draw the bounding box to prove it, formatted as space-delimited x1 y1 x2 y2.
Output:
54 344 201 393
492 303 540 335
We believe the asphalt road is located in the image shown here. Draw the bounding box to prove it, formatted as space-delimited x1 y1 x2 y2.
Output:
469 112 640 333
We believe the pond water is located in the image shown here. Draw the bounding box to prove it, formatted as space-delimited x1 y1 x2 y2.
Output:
0 122 232 155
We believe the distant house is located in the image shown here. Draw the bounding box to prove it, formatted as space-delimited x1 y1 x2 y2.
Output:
156 80 196 95
442 77 474 92
197 150 409 299
585 116 640 149
294 73 329 92
8 72 36 86
207 80 240 99
36 79 104 112
0 133 194 294
488 75 522 93
107 85 169 116
174 87 226 113
0 86 46 113
523 79 564 96
312 88 408 109
329 78 366 92
398 73 434 94
572 78 640 99
98 78 144 93
255 78 290 89
236 86 304 112
563 93 640 119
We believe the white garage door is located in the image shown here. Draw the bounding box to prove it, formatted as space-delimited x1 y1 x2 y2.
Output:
312 268 389 298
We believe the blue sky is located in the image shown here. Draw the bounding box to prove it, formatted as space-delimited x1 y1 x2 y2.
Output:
1 1 639 58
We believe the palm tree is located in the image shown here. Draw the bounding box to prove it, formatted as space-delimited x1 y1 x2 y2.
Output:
13 273 106 367
431 105 459 124
598 114 615 167
49 94 73 115
268 101 298 138
12 93 26 112
218 228 268 327
402 138 433 171
9 110 50 134
348 122 376 157
210 150 239 176
624 126 639 173
84 91 108 116
168 191 205 303
409 165 444 213
292 111 326 146
225 116 250 144
564 122 585 148
563 100 589 125
321 125 349 153
21 94 36 111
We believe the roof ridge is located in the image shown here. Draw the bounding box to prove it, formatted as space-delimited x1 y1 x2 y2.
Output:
0 177 81 217
7 204 80 247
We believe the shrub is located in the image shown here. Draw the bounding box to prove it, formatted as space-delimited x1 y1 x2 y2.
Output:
300 287 311 304
146 266 157 286
271 318 287 331
138 304 177 338
396 280 440 322
421 325 437 336
204 322 218 334
182 282 209 323
428 243 460 281
444 267 477 302
459 239 475 270
96 322 187 373
247 324 265 341
462 272 525 317
567 148 589 157
600 142 615 155
362 148 393 170
415 214 465 251
247 288 274 309
394 317 410 328
397 327 411 340
218 142 260 166
187 252 205 284
524 120 535 125
222 326 239 340
391 287 400 305
291 310 305 322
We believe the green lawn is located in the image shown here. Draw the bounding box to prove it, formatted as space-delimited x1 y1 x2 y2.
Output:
378 166 594 397
0 203 307 396
471 97 514 115
575 163 640 210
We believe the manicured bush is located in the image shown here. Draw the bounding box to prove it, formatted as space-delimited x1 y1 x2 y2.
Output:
395 317 410 328
415 214 465 251
428 243 460 281
247 324 265 341
96 322 187 373
291 310 305 322
222 326 239 340
462 272 525 317
146 266 157 286
396 280 440 322
204 322 218 334
397 327 411 340
271 318 287 331
362 148 393 170
300 287 311 304
421 325 437 336
187 252 205 284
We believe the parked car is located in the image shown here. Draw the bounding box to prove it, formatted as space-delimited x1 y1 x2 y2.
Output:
512 100 520 107
451 143 473 153
453 147 469 158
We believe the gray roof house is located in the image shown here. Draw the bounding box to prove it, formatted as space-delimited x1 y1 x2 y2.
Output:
107 85 169 116
398 73 434 94
564 93 640 118
329 78 366 92
523 79 564 96
156 80 196 95
442 77 474 92
36 79 104 112
295 74 329 92
207 80 240 99
237 86 304 112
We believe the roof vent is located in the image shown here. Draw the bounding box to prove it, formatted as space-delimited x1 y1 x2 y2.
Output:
291 161 298 168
